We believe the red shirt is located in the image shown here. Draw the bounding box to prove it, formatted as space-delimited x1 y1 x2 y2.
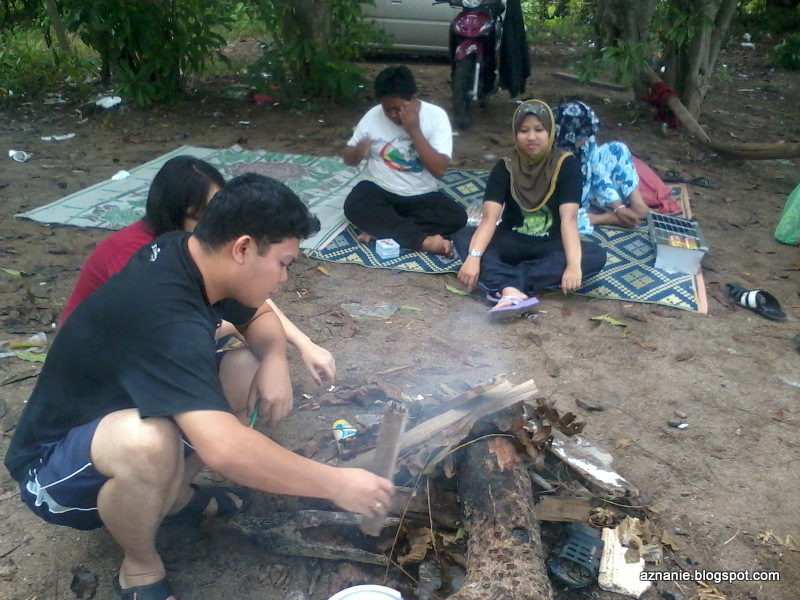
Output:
61 220 155 324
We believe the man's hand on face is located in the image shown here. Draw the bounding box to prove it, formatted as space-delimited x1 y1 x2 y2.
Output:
399 99 421 132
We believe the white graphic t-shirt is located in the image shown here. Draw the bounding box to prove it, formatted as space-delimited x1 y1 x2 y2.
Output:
347 100 453 196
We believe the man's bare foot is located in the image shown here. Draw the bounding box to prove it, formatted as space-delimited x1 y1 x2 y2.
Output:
420 234 453 257
356 233 372 244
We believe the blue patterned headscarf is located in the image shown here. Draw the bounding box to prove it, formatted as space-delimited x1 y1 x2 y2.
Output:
553 101 601 155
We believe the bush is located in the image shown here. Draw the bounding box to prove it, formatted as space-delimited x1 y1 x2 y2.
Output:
0 27 93 102
774 32 800 70
61 0 232 106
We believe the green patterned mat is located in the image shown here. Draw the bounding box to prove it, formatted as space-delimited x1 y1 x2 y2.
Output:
16 145 361 251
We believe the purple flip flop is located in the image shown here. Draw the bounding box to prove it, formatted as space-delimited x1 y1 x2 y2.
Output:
488 296 539 322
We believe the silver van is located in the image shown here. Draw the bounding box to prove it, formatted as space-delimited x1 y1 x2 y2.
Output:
361 0 460 54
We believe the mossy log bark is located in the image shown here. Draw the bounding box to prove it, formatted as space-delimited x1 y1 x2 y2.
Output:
449 436 554 600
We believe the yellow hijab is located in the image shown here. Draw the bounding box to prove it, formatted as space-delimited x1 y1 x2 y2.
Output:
504 99 571 212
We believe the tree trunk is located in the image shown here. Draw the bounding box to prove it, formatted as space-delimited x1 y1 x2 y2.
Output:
679 0 739 117
594 0 658 99
44 0 72 54
449 436 554 600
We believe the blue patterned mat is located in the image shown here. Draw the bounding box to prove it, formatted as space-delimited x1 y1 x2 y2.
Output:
308 170 707 313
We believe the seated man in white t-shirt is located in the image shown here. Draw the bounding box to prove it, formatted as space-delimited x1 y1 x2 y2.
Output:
342 66 467 257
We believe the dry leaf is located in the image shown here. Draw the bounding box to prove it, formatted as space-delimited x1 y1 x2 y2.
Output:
561 306 572 318
398 527 433 566
723 196 735 204
544 355 561 377
575 398 604 412
614 437 638 449
316 265 330 275
660 529 682 551
634 341 657 351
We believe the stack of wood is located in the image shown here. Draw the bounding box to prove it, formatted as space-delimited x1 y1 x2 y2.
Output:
231 375 642 599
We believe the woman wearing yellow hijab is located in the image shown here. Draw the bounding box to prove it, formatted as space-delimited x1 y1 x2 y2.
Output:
455 99 607 321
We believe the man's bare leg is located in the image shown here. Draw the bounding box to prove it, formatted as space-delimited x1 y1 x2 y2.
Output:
92 410 182 597
159 347 259 517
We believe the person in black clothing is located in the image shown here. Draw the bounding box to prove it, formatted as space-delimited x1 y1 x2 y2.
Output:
5 174 394 600
454 99 607 321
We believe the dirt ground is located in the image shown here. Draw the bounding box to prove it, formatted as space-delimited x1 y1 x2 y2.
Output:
1 41 800 600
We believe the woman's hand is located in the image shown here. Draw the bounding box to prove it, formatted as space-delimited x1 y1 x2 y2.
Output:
457 256 481 292
561 264 583 293
300 342 336 386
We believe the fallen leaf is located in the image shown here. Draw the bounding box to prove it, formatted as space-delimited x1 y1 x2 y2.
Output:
400 305 422 311
576 398 604 411
561 306 572 317
398 527 433 566
445 283 468 296
589 314 630 334
544 355 561 377
0 268 24 277
615 437 638 449
13 350 46 363
660 529 682 551
723 196 735 204
1 370 40 386
316 265 330 275
674 351 694 362
70 566 98 599
633 341 657 351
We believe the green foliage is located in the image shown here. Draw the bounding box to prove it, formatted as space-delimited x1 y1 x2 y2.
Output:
245 0 381 104
521 0 593 45
573 39 650 86
243 42 365 107
774 32 800 70
61 0 232 106
0 27 93 102
0 0 43 26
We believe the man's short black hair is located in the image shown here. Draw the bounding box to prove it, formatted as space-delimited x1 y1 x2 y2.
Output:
144 156 226 237
374 65 418 101
194 173 320 252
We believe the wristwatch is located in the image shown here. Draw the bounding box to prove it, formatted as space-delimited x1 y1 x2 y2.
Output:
468 249 483 258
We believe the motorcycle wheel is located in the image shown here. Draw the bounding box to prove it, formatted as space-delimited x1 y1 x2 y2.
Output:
452 56 475 130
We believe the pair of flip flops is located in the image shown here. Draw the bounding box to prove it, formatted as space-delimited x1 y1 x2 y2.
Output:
486 293 539 322
726 283 787 321
663 170 716 188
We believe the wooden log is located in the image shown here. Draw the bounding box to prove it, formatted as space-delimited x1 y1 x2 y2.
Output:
449 436 554 600
361 400 409 536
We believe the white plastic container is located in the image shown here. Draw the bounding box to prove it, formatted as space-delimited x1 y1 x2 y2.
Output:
328 585 403 600
375 238 400 260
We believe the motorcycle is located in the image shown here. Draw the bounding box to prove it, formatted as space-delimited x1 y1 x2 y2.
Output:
439 0 506 130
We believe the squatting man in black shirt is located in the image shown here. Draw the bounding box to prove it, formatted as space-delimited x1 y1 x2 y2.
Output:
5 174 394 600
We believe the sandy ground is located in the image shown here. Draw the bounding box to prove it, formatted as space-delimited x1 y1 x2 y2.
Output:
1 42 800 600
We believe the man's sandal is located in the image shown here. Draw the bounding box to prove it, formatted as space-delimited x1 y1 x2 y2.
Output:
725 282 787 322
113 576 173 600
162 483 253 526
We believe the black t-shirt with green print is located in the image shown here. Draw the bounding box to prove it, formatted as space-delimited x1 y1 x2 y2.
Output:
483 154 582 238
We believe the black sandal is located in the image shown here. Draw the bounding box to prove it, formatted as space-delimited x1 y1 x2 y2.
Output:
113 576 173 600
162 483 253 526
726 283 787 322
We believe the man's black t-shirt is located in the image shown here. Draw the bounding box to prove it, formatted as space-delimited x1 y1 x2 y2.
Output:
5 232 257 481
484 154 582 237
